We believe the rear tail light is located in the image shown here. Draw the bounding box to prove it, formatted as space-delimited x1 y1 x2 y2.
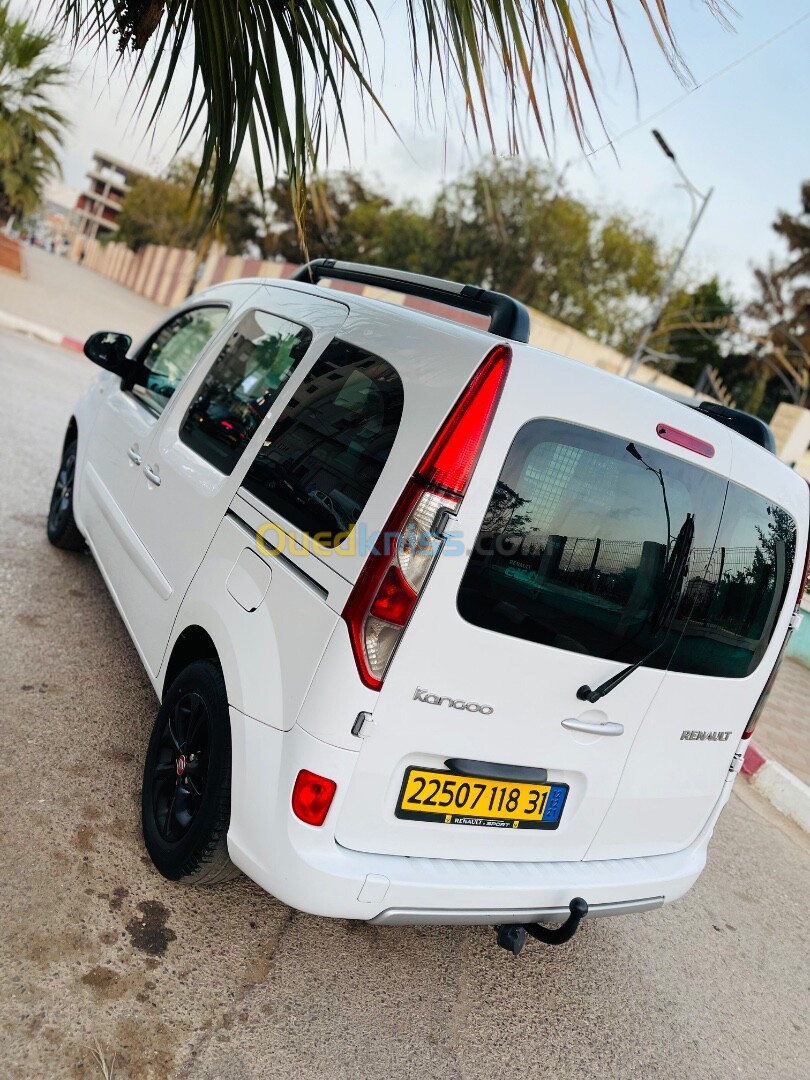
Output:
291 769 337 825
744 483 810 740
343 344 512 689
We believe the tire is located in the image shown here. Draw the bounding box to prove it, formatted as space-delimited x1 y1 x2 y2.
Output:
47 439 85 551
141 660 239 885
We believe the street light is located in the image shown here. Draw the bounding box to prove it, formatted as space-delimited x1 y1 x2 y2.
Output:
625 130 713 380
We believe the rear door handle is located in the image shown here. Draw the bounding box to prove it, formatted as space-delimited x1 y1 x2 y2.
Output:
144 464 161 486
127 445 142 465
561 717 624 737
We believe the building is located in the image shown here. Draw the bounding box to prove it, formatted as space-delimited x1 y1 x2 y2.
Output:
74 151 145 242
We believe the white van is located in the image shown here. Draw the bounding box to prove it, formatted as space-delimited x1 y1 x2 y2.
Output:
48 261 809 953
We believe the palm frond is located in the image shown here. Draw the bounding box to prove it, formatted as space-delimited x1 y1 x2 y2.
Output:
0 1 70 217
46 2 731 233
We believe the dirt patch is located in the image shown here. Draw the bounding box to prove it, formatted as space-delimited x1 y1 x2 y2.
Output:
15 612 45 629
126 900 176 957
109 885 129 913
73 823 96 853
81 965 124 999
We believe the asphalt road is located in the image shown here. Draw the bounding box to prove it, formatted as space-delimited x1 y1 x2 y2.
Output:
1 329 809 1080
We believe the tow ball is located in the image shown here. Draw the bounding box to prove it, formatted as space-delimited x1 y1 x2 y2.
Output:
496 897 589 956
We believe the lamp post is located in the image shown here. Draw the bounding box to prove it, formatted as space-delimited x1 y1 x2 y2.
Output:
625 130 713 380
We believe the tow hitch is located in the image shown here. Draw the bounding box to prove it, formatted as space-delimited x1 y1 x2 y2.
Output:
496 897 589 956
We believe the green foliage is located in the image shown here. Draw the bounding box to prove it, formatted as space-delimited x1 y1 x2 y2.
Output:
117 161 263 255
428 159 666 345
49 1 728 232
264 160 669 346
0 2 69 220
652 278 736 385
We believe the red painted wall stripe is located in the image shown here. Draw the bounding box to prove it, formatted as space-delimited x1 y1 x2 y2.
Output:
742 743 767 776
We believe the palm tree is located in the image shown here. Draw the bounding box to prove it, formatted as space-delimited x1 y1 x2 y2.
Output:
0 2 70 222
50 2 729 231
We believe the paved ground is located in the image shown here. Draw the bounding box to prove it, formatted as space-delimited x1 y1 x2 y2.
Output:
1 329 809 1079
1 245 164 344
756 658 810 787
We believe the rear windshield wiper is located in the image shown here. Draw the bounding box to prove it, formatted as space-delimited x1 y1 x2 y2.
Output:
576 514 695 704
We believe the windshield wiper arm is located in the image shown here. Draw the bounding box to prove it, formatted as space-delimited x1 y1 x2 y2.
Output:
576 514 695 705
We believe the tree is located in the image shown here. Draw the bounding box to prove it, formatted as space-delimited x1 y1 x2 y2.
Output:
262 171 437 270
429 159 666 346
648 278 736 386
0 2 69 221
746 182 810 408
50 2 728 231
261 160 669 344
116 160 263 255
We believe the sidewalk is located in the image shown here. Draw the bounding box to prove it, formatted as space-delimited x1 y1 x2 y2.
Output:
754 657 810 787
0 243 164 344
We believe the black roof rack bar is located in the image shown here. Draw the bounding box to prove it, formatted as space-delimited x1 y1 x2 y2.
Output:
290 259 531 343
695 400 776 454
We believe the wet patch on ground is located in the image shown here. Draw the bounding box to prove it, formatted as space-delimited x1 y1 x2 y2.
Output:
126 900 177 957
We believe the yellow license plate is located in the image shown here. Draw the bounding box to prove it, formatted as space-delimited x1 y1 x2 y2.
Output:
395 767 568 831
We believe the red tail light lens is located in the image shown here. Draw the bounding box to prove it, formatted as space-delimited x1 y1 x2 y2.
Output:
369 565 417 625
417 345 512 496
291 769 337 826
343 344 512 689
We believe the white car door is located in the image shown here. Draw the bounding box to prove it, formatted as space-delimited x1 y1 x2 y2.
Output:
78 300 234 616
121 285 350 676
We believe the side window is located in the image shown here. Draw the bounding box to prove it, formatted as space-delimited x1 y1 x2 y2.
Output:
243 339 404 544
180 310 312 474
133 306 227 415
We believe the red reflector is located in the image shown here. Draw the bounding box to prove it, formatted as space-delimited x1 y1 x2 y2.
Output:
369 564 417 626
416 344 511 496
291 769 337 826
656 423 714 458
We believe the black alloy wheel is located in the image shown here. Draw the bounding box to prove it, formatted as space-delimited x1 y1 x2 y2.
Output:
47 439 85 550
151 691 211 843
142 661 237 884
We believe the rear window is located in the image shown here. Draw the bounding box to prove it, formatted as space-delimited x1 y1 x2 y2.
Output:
457 419 796 679
242 339 404 544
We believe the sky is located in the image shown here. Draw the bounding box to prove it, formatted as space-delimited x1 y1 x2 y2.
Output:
28 0 810 303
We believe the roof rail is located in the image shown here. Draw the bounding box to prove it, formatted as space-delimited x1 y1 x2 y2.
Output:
695 401 776 454
290 259 531 343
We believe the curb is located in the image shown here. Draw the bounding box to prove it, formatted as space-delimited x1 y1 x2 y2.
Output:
0 309 84 353
742 742 810 833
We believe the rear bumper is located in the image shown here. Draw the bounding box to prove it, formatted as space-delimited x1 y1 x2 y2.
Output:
227 712 730 925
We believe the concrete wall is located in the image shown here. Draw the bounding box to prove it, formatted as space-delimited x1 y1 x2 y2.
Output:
70 236 198 308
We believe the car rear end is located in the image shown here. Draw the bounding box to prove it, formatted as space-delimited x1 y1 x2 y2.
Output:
228 324 810 926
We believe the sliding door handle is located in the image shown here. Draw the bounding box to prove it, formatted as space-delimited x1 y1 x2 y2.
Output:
561 717 624 737
144 464 161 486
127 446 142 465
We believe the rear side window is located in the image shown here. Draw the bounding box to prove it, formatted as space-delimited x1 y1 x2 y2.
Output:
457 419 796 679
180 309 311 474
242 339 404 544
